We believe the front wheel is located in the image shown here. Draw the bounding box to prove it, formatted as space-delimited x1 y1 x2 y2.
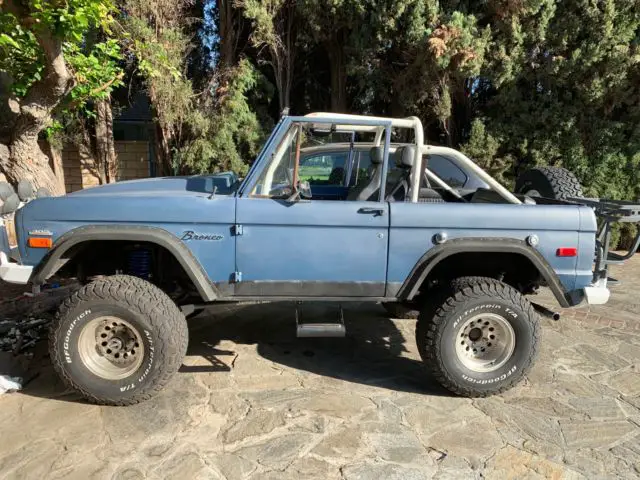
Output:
416 277 540 397
49 275 188 405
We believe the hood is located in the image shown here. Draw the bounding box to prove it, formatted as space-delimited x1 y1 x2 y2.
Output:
68 172 240 198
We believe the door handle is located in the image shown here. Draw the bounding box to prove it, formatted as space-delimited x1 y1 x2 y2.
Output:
358 207 385 216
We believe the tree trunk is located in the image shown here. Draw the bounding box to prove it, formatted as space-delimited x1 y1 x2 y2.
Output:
154 122 173 176
43 141 66 193
78 122 102 185
2 139 63 195
218 0 238 69
327 32 347 113
95 97 118 183
282 2 295 111
0 4 72 196
147 84 173 177
273 59 290 112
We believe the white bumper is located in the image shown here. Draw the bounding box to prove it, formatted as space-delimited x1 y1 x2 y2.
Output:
0 251 32 284
584 278 610 305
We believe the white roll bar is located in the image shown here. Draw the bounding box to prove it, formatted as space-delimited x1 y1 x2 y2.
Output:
424 169 463 200
303 112 520 205
305 113 425 202
423 146 521 204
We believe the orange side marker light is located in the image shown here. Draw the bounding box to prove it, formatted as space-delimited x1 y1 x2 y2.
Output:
28 237 53 248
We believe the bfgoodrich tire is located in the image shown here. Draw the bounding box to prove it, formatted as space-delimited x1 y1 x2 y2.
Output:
515 166 583 200
416 277 540 397
49 275 188 405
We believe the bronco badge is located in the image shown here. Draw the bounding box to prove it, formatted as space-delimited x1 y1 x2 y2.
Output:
180 231 223 241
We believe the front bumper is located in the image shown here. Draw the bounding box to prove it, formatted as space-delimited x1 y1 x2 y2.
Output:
0 216 32 284
0 251 32 284
583 278 610 305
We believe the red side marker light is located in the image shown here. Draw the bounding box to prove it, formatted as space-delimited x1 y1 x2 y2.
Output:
556 247 577 257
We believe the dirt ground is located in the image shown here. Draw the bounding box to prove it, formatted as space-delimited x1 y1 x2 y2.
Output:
1 261 640 479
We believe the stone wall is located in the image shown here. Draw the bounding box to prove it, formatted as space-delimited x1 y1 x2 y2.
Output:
62 141 151 192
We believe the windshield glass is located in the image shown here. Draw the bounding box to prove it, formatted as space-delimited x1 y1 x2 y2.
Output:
250 123 359 198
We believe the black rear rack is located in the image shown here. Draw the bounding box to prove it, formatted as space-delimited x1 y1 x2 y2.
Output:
567 197 640 281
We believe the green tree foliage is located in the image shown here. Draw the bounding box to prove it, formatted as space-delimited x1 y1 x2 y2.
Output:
0 0 122 193
232 0 638 244
468 0 640 200
120 0 267 176
3 0 639 250
461 118 513 185
0 0 121 103
239 0 296 110
174 59 265 175
118 0 196 175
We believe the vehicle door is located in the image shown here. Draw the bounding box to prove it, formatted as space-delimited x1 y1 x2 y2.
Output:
234 118 391 297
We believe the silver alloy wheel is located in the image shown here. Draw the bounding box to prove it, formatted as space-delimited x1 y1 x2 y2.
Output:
454 313 515 373
77 316 145 380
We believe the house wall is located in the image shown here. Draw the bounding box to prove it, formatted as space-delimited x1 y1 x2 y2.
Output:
62 141 151 192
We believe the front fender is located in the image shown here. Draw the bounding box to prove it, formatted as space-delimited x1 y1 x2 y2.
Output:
30 225 218 302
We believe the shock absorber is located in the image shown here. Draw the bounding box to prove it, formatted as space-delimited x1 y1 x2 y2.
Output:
127 248 151 280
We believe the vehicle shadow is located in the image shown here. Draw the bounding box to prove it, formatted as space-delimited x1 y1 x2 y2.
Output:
17 301 450 404
187 301 451 397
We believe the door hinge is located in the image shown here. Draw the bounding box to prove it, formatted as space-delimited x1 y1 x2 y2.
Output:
232 224 244 236
231 271 242 283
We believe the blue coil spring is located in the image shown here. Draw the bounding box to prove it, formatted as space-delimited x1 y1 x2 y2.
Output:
128 249 151 280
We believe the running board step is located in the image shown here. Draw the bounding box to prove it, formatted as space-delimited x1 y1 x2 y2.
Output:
296 323 346 338
295 302 346 338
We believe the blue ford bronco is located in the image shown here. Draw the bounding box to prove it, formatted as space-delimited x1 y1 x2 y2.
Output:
1 112 639 405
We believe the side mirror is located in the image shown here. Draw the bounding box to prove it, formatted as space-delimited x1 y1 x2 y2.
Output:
286 181 312 202
299 181 312 199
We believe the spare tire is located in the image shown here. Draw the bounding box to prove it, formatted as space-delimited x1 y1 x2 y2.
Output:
515 166 583 200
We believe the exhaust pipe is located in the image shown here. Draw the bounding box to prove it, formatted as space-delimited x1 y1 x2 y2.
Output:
532 302 560 321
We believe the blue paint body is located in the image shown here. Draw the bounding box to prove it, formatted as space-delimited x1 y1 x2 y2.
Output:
15 115 597 302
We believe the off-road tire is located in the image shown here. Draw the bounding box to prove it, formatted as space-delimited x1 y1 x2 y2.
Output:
382 302 419 320
383 277 488 319
416 277 540 397
515 166 583 200
49 275 188 405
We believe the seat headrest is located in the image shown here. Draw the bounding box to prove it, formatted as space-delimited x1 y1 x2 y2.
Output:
394 146 416 168
369 146 384 165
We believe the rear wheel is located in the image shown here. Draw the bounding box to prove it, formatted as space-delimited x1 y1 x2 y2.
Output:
416 277 540 397
49 275 188 405
515 166 583 200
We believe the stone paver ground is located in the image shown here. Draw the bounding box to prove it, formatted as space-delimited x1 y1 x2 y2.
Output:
2 260 640 479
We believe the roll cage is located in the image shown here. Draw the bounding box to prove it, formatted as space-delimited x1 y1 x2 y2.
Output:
238 112 521 204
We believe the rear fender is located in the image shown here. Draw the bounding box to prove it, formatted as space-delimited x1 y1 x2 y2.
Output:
397 238 572 308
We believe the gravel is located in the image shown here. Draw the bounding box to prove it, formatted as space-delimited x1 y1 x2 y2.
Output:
0 316 52 354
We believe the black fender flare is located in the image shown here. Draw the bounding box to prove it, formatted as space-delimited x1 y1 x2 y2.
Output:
397 237 572 308
30 225 218 302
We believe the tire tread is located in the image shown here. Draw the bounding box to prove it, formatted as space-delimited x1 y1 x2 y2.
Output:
416 277 540 397
49 275 188 406
516 166 583 199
